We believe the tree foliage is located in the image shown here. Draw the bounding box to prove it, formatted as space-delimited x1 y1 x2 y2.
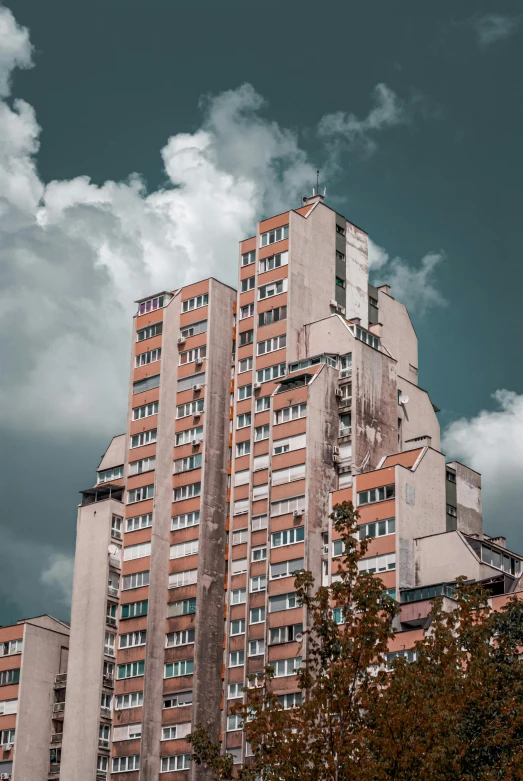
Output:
190 501 523 781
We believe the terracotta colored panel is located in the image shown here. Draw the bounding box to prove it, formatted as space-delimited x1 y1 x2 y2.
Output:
233 484 250 501
271 479 306 501
356 466 395 492
251 530 268 547
382 449 423 469
136 308 165 331
270 542 304 564
239 289 255 306
357 499 396 523
331 487 353 505
124 498 154 518
166 584 197 603
127 473 156 492
172 468 202 488
179 306 209 329
231 543 248 560
272 386 309 410
128 442 156 462
388 628 424 653
269 515 304 534
229 605 246 621
230 573 247 590
165 614 196 634
271 419 307 440
267 641 301 663
133 362 162 383
257 292 288 315
169 497 201 517
259 212 290 234
0 627 24 643
0 684 18 700
133 333 163 357
240 236 256 252
253 441 269 457
227 666 244 684
365 536 397 557
252 469 269 487
256 265 289 286
162 674 194 693
232 514 249 530
167 553 199 572
161 704 192 725
256 319 289 342
0 714 17 731
267 607 303 628
271 450 307 471
251 499 268 516
123 527 153 546
177 360 207 380
249 561 266 578
181 279 210 299
130 414 159 437
234 454 250 472
228 636 245 652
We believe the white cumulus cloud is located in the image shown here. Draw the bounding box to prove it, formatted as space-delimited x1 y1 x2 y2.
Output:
442 391 523 542
472 13 520 48
368 238 446 316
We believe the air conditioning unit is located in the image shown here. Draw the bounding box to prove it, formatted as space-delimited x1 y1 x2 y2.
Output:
1 773 11 779
1 744 10 752
193 412 201 420
191 439 200 447
334 388 343 397
332 445 340 455
177 336 186 345
294 632 303 643
330 298 338 308
192 384 203 392
323 544 329 555
292 509 303 518
332 454 339 464
195 358 203 366
253 382 262 390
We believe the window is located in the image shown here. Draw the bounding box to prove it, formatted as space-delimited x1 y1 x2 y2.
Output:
232 557 248 575
255 395 271 413
126 513 152 532
339 383 352 404
253 456 269 474
446 470 456 483
168 598 197 617
241 276 255 293
235 470 250 488
133 401 159 420
180 319 207 338
252 483 268 500
165 660 194 678
133 374 160 394
124 542 151 560
119 631 146 649
386 649 417 667
270 558 304 580
257 334 286 355
258 305 287 328
269 623 302 645
179 346 206 366
231 588 246 605
127 485 154 504
122 571 149 590
177 399 204 418
271 527 305 550
273 433 306 455
232 528 248 545
242 250 256 266
175 426 203 446
237 413 251 429
231 619 246 635
358 552 396 573
259 251 288 273
0 639 22 657
97 756 109 773
357 484 395 505
236 440 251 457
351 324 380 350
357 518 395 540
115 691 143 710
173 482 201 501
0 699 18 715
270 495 305 518
172 511 200 530
260 224 289 246
117 661 145 679
339 413 351 437
174 454 202 473
274 403 306 425
249 639 264 656
161 723 191 741
278 692 302 709
271 657 302 677
166 629 195 648
256 363 287 382
113 723 142 742
336 224 345 236
170 540 199 559
238 383 253 401
254 424 270 441
239 329 254 346
240 303 255 319
239 357 253 373
136 348 161 367
229 650 245 667
177 371 205 392
121 601 148 619
481 545 521 575
169 569 197 588
258 279 288 300
447 504 458 517
227 713 244 731
112 756 140 772
233 498 249 515
0 728 15 744
182 293 208 312
228 682 243 699
272 464 306 486
97 465 123 484
130 428 157 448
161 755 191 772
252 545 267 562
250 606 265 623
0 669 19 687
129 456 155 475
269 592 297 613
163 691 192 708
250 575 266 592
336 250 345 263
335 276 345 289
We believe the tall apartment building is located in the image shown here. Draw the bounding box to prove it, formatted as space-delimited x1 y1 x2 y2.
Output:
0 615 69 780
59 192 522 779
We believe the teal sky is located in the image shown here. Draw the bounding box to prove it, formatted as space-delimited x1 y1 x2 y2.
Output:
1 0 522 624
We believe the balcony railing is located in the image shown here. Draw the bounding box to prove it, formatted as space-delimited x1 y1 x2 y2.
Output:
106 615 116 627
96 773 108 781
52 702 65 715
107 586 119 598
51 733 63 744
54 673 67 686
339 426 352 438
102 674 114 689
99 738 110 750
49 763 61 776
100 706 112 719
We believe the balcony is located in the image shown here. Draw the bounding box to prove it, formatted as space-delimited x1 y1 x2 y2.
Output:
52 702 65 718
98 738 110 750
100 706 112 720
96 773 108 781
102 674 114 689
51 733 63 745
48 764 60 777
54 673 67 688
107 586 119 598
339 426 351 438
105 615 116 628
80 484 123 507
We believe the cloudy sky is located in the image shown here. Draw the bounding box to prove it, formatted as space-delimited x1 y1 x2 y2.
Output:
1 0 522 625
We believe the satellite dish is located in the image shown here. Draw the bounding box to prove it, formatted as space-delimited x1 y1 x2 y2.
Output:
108 544 119 556
399 395 409 405
295 633 303 643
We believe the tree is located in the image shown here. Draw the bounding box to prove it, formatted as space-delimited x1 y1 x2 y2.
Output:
190 501 523 781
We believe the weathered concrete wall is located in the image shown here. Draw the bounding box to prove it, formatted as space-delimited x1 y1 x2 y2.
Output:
448 461 483 537
398 377 441 451
345 221 369 328
98 434 126 471
414 531 482 586
377 287 418 386
13 619 69 781
61 498 119 780
191 280 234 781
